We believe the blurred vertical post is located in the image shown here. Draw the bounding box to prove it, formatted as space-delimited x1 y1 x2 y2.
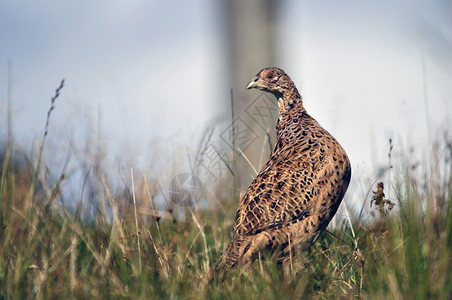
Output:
223 0 278 190
7 61 12 146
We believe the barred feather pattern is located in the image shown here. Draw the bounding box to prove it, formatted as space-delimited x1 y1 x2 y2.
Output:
207 67 351 280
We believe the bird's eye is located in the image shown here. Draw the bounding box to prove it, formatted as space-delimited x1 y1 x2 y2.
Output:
265 72 278 82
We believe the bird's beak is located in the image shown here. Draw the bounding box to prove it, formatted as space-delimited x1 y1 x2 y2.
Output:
246 79 259 90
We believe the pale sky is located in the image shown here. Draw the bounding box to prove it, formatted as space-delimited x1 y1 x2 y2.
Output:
0 1 451 209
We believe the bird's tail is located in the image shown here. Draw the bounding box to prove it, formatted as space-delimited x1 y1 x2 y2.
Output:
206 232 274 282
205 236 251 282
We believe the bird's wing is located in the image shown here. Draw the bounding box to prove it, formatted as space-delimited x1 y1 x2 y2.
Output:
233 162 313 236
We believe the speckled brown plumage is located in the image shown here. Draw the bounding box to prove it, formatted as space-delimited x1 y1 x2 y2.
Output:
208 67 351 279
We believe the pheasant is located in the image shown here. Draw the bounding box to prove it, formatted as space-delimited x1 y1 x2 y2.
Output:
208 67 351 280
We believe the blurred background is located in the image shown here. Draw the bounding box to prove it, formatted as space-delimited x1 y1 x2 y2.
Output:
0 0 451 215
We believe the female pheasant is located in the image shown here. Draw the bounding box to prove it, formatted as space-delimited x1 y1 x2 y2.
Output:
208 67 351 279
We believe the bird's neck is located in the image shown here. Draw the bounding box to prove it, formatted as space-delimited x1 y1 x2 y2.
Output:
277 88 306 122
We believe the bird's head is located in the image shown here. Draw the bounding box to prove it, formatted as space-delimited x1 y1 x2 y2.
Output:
246 67 294 97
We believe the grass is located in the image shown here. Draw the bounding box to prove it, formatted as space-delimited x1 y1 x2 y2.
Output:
1 85 451 299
